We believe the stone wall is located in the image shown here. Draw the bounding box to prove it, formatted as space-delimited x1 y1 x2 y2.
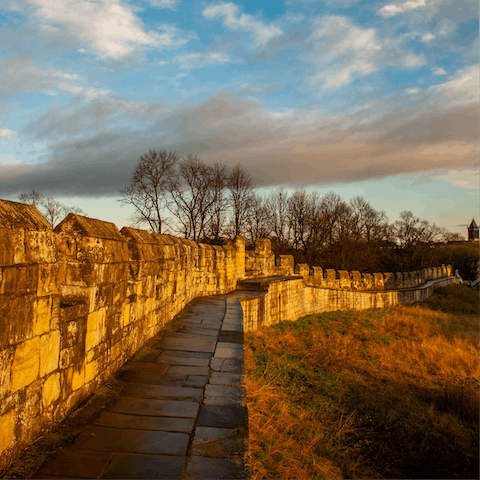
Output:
244 238 452 290
0 200 457 470
239 275 461 332
0 199 245 471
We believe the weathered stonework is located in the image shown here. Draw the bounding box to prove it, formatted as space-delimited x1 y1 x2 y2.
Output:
0 200 245 471
0 199 456 472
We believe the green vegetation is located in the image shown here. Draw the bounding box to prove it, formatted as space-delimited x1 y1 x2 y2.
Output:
245 284 479 479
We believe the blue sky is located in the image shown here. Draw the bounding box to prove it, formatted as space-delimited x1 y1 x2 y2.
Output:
0 0 478 236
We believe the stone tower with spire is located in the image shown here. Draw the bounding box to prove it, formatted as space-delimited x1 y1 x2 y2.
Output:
468 219 479 241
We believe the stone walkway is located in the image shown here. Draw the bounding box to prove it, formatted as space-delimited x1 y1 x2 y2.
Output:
34 291 261 479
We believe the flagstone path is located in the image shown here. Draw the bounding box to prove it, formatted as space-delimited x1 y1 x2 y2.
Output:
34 290 262 480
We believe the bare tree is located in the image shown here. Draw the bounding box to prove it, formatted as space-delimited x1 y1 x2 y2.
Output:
41 197 68 227
119 149 179 233
205 163 230 239
19 189 45 206
393 210 444 270
168 155 221 242
266 188 292 251
244 194 271 247
19 190 87 227
227 164 255 238
288 188 320 259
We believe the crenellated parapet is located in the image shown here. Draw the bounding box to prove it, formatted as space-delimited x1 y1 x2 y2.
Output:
0 199 246 471
0 201 457 470
244 238 453 290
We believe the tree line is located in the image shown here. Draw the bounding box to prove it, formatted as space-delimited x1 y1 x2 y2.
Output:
117 149 474 277
19 149 476 279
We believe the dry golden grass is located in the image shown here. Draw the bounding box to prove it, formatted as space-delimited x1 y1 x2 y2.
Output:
245 285 479 479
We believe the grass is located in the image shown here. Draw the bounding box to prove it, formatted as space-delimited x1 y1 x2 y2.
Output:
244 284 479 479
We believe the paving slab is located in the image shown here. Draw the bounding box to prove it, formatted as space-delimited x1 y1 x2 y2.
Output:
73 426 190 455
205 385 246 399
160 340 216 353
214 346 245 359
191 437 250 458
220 358 245 373
192 427 238 446
197 405 249 430
123 362 169 373
156 354 210 367
122 384 203 400
209 372 246 386
218 331 244 344
101 453 186 479
111 397 199 418
186 456 250 479
158 349 213 359
116 370 187 386
167 365 210 375
93 412 195 433
34 449 113 479
185 375 208 388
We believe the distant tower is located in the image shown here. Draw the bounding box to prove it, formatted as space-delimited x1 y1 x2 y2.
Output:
468 219 479 241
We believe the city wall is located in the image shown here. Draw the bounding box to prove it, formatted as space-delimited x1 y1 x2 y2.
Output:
0 199 245 470
0 200 457 470
240 238 458 331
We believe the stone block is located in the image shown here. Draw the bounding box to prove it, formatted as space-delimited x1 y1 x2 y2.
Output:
43 372 60 407
86 307 107 351
325 269 336 283
362 273 373 289
40 330 60 377
33 296 52 336
25 230 56 264
8 295 35 344
338 270 350 288
85 360 99 384
0 410 15 455
255 238 271 255
0 229 16 266
373 273 384 289
69 363 85 392
37 264 58 296
11 336 40 392
296 264 310 278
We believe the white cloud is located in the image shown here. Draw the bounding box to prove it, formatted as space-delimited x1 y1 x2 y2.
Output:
433 67 447 75
147 0 179 10
0 128 17 140
8 0 189 60
0 153 22 164
378 0 430 17
421 32 435 42
429 64 479 107
435 167 479 189
306 16 425 88
0 56 110 97
174 50 238 70
407 88 420 93
203 2 282 46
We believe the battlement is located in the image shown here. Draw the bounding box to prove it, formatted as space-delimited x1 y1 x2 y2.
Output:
0 199 456 470
245 238 452 290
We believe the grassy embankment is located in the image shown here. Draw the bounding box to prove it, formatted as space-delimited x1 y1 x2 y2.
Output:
245 284 479 479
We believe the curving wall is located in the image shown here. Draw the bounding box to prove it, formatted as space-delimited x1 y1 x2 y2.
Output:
0 199 245 471
0 199 456 471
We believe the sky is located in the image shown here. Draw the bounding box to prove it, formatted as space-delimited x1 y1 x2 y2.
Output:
0 0 478 236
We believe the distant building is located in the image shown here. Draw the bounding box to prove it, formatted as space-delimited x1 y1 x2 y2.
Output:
468 219 479 242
